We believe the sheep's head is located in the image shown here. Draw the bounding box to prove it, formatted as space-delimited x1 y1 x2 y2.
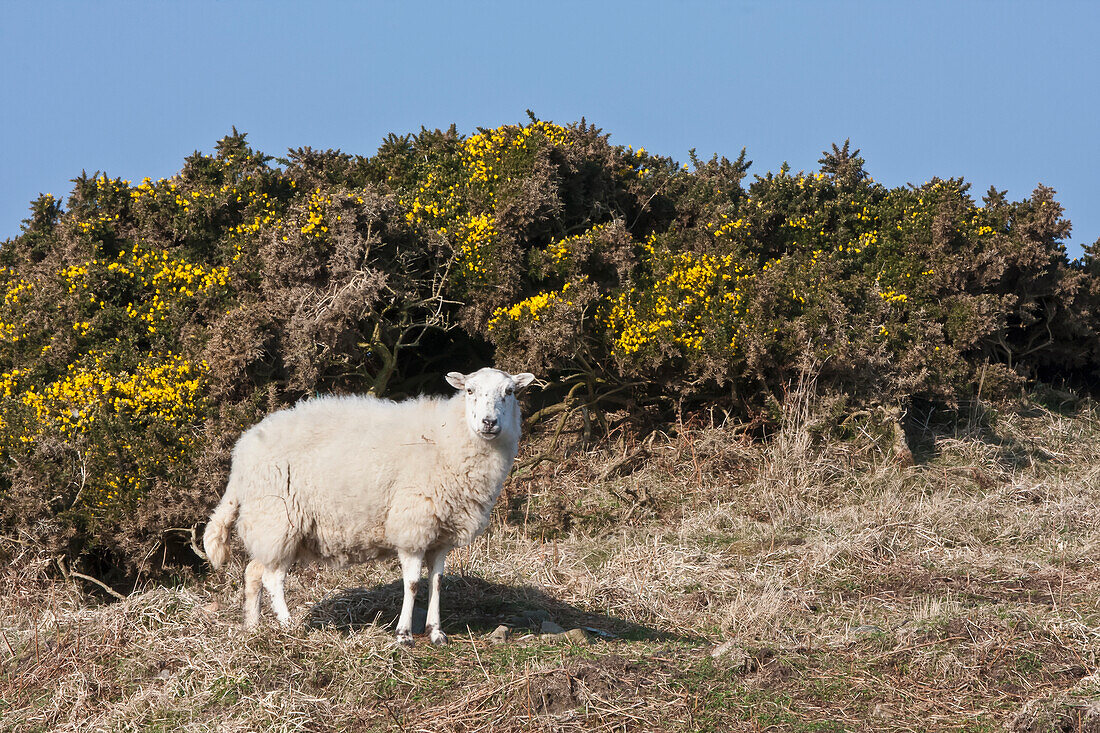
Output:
446 368 536 442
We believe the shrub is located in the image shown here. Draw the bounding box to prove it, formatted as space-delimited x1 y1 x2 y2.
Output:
0 123 1096 579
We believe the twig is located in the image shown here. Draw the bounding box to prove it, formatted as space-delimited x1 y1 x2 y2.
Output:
57 555 126 601
189 525 209 561
0 629 15 659
68 450 88 510
69 569 127 601
467 625 492 685
596 442 651 482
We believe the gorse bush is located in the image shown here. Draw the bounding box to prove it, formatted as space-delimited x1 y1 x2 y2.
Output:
2 120 1097 578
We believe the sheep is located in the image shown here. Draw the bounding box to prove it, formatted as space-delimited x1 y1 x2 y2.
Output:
202 367 536 645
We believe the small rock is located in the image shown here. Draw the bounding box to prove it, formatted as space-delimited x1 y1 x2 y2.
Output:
201 601 220 614
157 668 172 680
540 620 566 634
523 609 552 623
583 626 617 639
538 629 594 645
711 641 754 672
872 703 896 720
488 625 511 644
710 640 739 659
517 633 537 642
563 628 593 645
852 624 885 636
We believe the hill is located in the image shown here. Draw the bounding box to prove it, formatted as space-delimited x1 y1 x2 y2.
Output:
2 389 1098 730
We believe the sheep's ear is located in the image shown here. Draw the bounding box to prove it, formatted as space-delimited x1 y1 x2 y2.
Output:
511 373 537 392
445 372 466 390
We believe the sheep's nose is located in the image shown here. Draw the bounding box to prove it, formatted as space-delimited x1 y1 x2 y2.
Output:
482 417 498 430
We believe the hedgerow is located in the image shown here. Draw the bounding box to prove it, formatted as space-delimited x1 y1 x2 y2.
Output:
1 120 1097 578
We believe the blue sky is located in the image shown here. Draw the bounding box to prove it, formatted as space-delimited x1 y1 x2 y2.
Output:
2 1 1096 257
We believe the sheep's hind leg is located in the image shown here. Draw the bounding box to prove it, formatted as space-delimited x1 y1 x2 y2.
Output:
243 559 265 628
395 549 423 646
425 545 451 646
262 565 291 625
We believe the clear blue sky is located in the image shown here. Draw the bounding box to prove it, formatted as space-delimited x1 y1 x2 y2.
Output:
2 1 1096 257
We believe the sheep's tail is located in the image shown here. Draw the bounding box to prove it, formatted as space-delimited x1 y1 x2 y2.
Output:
202 489 240 571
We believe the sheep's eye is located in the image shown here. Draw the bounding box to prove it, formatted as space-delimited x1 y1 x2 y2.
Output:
505 387 514 396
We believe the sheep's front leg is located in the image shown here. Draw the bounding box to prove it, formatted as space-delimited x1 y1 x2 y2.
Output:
425 545 451 646
396 549 423 646
261 565 291 625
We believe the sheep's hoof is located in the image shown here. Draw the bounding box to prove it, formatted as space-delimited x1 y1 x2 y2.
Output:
430 629 449 646
396 630 415 647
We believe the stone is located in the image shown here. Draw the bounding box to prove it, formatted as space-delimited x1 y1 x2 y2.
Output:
540 620 566 634
711 641 754 673
872 703 896 720
582 626 617 639
851 624 886 636
563 628 593 645
488 625 511 644
537 628 593 645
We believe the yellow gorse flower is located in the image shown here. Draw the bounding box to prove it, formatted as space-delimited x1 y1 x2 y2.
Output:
15 351 205 438
546 223 611 267
4 352 206 515
59 242 230 334
399 120 575 283
488 282 577 331
0 277 34 343
607 245 750 356
300 188 331 238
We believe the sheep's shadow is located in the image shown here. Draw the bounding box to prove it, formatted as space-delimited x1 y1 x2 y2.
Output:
304 573 683 642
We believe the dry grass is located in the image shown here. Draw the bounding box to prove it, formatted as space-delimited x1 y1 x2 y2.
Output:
3 391 1100 731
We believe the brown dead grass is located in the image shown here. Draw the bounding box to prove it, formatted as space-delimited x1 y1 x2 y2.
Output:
3 391 1100 731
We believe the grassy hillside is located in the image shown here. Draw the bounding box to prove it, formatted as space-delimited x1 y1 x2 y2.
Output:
2 387 1098 731
2 119 1099 729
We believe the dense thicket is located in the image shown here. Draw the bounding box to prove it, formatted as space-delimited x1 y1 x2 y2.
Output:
2 119 1097 578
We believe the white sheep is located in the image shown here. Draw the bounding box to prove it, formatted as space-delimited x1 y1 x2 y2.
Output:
203 367 536 645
